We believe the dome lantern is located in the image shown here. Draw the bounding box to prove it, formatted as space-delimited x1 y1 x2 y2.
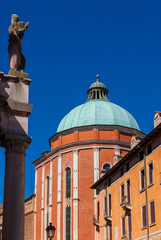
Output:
87 74 109 101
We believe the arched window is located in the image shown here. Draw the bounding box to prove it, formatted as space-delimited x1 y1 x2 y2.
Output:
103 163 110 173
66 168 71 240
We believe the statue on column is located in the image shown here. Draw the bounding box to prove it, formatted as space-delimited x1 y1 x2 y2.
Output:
8 14 29 71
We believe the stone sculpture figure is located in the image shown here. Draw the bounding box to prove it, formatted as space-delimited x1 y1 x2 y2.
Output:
8 14 29 71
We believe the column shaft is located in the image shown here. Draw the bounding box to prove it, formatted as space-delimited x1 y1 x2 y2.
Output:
2 140 27 240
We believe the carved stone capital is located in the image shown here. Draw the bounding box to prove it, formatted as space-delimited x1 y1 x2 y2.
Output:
73 149 78 155
65 198 71 207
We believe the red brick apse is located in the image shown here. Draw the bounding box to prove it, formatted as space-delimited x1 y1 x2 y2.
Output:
33 75 145 240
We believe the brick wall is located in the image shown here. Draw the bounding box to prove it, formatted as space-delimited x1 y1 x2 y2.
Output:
0 195 35 240
25 212 34 240
24 194 35 240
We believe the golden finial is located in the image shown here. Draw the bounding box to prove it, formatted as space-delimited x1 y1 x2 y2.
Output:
96 74 99 82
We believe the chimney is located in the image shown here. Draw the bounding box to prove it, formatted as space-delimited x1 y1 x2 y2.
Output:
113 147 122 165
41 151 49 156
131 135 141 149
154 111 161 128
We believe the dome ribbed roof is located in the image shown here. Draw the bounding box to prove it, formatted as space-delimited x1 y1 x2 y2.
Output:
57 75 140 133
57 99 140 132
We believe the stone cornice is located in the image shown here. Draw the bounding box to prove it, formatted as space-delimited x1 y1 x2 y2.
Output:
33 139 131 166
0 71 32 85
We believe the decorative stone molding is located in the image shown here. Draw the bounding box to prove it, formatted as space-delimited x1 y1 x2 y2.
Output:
65 198 72 207
34 144 131 168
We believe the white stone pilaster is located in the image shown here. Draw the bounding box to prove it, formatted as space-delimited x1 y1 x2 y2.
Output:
94 148 99 240
73 150 79 240
73 201 78 240
41 165 45 240
63 202 66 240
57 204 61 240
49 160 53 223
57 155 62 240
73 150 78 199
34 168 37 240
44 209 47 240
57 155 62 203
41 165 45 209
94 197 97 240
34 168 37 212
94 148 100 183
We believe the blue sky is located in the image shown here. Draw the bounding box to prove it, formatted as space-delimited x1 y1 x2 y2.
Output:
0 1 161 203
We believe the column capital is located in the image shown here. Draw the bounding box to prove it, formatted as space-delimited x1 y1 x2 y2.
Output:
73 149 78 155
1 133 32 152
42 164 45 168
93 146 99 151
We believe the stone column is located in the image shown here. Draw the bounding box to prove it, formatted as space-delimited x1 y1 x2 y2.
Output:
2 138 31 240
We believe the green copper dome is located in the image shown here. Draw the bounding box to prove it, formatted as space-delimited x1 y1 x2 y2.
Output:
57 75 140 133
57 99 140 132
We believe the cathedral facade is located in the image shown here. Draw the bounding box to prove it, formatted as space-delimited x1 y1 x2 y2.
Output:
33 75 145 240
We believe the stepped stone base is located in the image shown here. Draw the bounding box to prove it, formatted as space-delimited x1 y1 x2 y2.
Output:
8 69 29 78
